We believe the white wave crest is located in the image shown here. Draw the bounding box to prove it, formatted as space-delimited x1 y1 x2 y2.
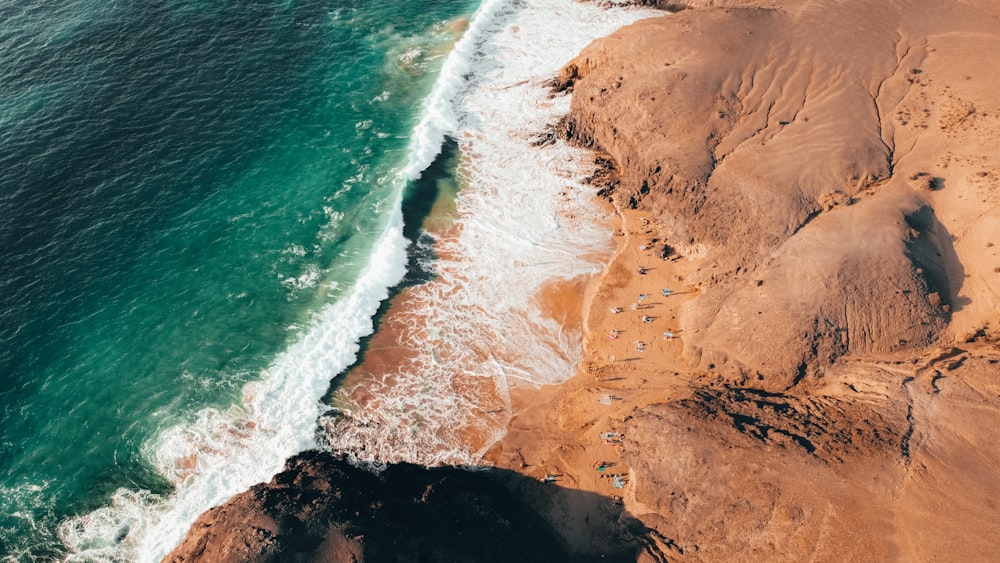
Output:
400 0 516 181
60 209 408 562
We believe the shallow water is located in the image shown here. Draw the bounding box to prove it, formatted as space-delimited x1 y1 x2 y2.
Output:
0 0 474 559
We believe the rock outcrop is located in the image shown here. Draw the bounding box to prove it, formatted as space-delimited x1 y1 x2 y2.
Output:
529 0 1000 559
559 0 1000 388
165 450 582 563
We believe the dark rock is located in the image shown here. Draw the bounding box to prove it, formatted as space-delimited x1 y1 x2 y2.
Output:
165 451 573 563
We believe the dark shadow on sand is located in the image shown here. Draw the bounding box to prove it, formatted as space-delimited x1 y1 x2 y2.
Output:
175 449 663 562
904 205 969 314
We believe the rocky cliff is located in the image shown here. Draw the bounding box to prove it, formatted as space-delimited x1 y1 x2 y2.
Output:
165 450 588 562
534 0 1000 559
558 0 1000 389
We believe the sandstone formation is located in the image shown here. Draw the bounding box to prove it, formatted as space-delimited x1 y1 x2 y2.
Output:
558 0 1000 388
171 0 1000 561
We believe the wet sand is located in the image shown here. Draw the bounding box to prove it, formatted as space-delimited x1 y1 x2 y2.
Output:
484 202 702 557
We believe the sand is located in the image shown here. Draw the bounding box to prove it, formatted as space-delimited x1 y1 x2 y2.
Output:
484 205 703 557
484 0 1000 560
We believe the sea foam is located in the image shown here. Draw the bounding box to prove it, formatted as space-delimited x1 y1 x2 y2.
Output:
400 0 515 181
322 0 659 465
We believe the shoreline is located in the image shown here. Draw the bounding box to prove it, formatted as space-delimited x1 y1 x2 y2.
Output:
316 0 660 468
321 143 620 465
166 0 1000 560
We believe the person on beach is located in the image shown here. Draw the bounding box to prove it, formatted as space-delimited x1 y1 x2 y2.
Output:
600 432 622 444
630 302 638 311
638 267 648 275
642 315 653 323
610 306 624 314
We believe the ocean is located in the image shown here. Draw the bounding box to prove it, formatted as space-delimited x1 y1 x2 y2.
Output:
0 0 655 560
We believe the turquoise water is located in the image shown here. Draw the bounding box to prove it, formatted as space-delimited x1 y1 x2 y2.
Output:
0 0 475 558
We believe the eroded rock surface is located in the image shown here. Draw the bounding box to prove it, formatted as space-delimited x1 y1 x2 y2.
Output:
165 451 578 563
560 0 1000 387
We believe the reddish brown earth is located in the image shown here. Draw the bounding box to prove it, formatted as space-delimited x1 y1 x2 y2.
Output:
486 0 1000 560
168 0 1000 561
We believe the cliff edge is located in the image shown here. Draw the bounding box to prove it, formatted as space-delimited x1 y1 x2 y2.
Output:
527 0 1000 559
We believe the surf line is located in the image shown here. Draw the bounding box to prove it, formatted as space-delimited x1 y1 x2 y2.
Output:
57 2 516 562
402 0 520 180
317 0 663 469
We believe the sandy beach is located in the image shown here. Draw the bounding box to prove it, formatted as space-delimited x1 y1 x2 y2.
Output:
167 0 1000 560
484 203 701 557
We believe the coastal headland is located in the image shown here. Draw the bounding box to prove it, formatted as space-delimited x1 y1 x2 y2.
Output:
167 0 1000 560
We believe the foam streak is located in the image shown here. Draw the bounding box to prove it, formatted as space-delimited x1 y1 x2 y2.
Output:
322 0 659 466
60 210 408 562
